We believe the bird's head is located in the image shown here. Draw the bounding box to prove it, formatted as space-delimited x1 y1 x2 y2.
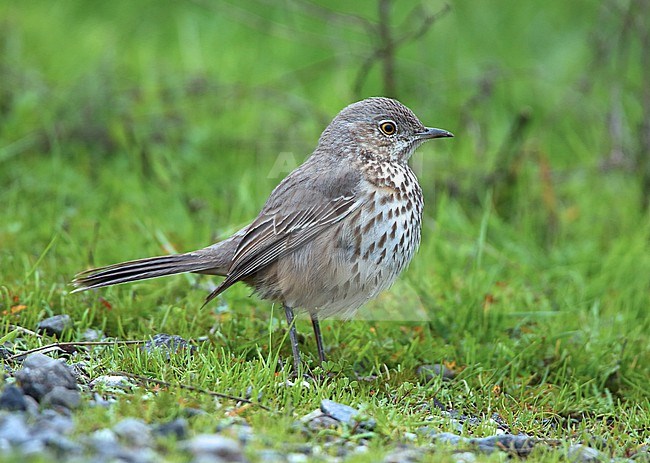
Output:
318 97 453 163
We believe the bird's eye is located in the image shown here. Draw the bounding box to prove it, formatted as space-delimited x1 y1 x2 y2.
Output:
379 120 397 136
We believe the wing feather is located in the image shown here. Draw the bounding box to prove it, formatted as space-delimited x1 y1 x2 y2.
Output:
200 157 364 306
203 193 362 306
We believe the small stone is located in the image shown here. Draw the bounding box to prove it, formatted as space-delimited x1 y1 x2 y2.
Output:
143 334 196 359
0 345 12 359
69 361 90 382
427 430 539 457
89 375 134 390
23 395 40 416
88 427 118 446
383 446 424 463
320 399 376 431
287 453 309 463
86 428 129 460
403 432 417 442
430 432 467 445
113 418 153 447
88 392 117 407
42 435 84 455
470 434 537 456
33 409 75 435
568 444 605 463
0 384 27 411
182 407 208 417
42 386 81 409
15 353 78 401
300 409 340 431
453 452 477 463
81 328 104 341
154 418 189 439
37 314 73 337
0 413 31 445
257 449 288 462
184 434 247 462
18 438 46 455
417 363 456 382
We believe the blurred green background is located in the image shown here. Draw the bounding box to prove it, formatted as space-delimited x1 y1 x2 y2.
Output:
1 0 648 429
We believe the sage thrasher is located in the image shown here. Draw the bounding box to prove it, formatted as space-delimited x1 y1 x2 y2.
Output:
72 97 453 371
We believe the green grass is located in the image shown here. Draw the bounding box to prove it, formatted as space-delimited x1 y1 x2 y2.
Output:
1 0 649 461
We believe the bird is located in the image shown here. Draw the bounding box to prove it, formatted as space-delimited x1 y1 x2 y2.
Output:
72 97 453 372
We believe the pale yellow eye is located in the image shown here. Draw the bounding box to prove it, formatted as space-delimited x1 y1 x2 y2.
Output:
379 120 397 136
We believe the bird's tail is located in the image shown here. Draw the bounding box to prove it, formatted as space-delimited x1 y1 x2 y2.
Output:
72 227 246 294
71 252 223 292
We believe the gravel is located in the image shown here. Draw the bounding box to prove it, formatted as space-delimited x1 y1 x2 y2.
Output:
14 353 79 402
427 431 540 457
0 340 641 463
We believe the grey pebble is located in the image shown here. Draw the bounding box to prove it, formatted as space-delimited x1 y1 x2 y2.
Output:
42 385 81 410
81 328 104 341
87 428 154 462
300 409 344 432
417 363 457 382
113 417 153 447
18 438 46 455
383 446 424 463
49 437 84 456
88 427 118 446
183 407 208 417
15 353 78 401
431 432 467 445
453 451 477 463
320 399 376 431
0 345 12 360
37 314 73 337
0 413 31 445
257 449 288 462
0 384 27 411
89 374 134 390
143 333 196 358
154 418 189 439
33 409 75 435
568 444 605 463
88 392 118 408
287 454 309 463
471 434 537 456
184 434 248 462
429 431 538 457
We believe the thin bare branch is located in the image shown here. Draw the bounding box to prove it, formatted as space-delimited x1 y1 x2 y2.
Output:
112 370 272 411
6 324 43 338
378 0 396 97
283 0 376 38
4 340 147 362
394 3 451 48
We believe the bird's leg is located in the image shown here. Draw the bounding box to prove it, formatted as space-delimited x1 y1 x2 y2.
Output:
283 305 301 373
310 313 327 366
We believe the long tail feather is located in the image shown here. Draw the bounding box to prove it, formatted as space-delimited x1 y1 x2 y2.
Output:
71 253 216 292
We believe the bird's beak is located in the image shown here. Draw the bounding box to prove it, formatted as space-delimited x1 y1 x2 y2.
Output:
416 127 454 140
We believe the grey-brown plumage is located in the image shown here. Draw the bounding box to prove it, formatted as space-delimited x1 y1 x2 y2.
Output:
72 97 453 371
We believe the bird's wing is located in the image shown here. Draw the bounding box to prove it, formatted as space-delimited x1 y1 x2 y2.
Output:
203 160 363 306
